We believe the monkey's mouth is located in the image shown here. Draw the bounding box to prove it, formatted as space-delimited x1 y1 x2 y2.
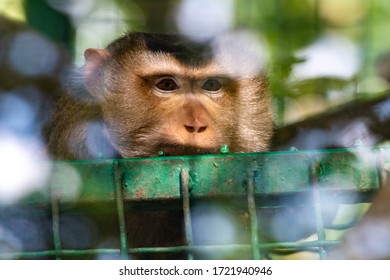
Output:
157 143 220 156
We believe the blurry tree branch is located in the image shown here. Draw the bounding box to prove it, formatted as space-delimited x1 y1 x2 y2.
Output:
273 91 390 150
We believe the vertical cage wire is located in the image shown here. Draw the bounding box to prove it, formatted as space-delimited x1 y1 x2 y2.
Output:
310 159 327 259
113 161 129 259
376 149 388 189
247 172 261 260
50 185 62 260
180 168 194 260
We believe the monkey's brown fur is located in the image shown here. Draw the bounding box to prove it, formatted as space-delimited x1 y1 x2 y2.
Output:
46 32 273 160
45 32 274 257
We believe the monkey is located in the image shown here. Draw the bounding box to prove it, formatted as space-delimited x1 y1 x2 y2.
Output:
44 31 274 258
46 31 273 160
40 30 390 260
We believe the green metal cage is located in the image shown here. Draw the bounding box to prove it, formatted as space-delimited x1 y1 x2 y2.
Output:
0 147 388 260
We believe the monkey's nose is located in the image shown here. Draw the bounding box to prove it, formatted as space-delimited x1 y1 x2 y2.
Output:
184 124 207 133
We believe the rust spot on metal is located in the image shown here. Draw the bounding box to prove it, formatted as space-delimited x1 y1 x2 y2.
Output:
135 189 144 198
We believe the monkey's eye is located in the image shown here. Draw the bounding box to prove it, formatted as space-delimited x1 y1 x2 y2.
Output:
202 78 222 93
154 77 179 92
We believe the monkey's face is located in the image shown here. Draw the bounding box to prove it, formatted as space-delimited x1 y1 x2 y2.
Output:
83 32 273 158
103 64 238 157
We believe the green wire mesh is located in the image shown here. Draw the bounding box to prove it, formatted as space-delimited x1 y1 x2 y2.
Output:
0 147 388 260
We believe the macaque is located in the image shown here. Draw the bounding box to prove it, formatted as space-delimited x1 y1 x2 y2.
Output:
45 31 274 258
41 31 390 259
46 32 273 160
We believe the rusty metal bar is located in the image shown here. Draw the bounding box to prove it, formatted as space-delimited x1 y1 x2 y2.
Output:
113 161 129 259
247 172 261 260
180 168 194 260
50 186 62 260
376 148 388 189
310 159 327 259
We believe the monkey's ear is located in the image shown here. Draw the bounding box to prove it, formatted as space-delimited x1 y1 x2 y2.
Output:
83 48 111 96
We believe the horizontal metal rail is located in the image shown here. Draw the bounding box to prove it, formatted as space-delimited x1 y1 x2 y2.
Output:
0 147 388 259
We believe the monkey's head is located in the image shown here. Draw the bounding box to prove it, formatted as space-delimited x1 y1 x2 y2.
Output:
82 32 273 158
